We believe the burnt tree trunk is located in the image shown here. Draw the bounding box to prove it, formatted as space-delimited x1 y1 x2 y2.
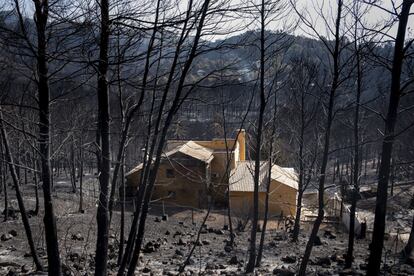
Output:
0 111 44 271
94 0 111 274
33 153 40 215
298 1 342 275
246 0 266 272
1 140 7 221
367 1 413 275
117 156 126 265
401 214 414 263
292 82 306 242
108 0 159 222
345 37 362 268
125 2 210 274
118 1 193 273
33 0 62 274
78 137 84 213
71 138 76 193
256 158 272 267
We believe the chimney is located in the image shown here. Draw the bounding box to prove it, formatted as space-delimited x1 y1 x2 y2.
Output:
237 129 246 161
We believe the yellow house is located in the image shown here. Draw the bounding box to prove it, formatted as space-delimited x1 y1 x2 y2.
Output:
125 130 246 208
229 161 298 218
125 130 298 217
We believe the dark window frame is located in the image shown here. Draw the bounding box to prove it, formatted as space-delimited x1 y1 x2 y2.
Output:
166 168 175 178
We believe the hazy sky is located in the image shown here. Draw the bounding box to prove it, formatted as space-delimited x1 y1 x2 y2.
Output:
5 0 414 41
292 0 413 41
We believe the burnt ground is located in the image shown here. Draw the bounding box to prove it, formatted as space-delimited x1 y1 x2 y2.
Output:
1 174 414 275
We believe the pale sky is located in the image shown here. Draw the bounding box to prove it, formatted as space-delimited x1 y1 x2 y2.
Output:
4 0 414 42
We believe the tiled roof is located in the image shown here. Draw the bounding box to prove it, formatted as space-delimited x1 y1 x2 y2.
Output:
271 165 298 190
164 141 214 163
229 161 269 192
229 161 298 192
126 141 214 176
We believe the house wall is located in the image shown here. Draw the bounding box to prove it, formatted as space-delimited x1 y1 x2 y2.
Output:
195 139 237 151
193 140 241 206
125 153 209 208
229 181 297 218
125 132 250 209
208 151 237 205
268 180 297 217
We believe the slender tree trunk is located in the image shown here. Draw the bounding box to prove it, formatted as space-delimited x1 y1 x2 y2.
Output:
256 158 272 267
24 160 28 186
292 190 303 240
33 1 62 274
78 137 84 213
33 156 40 215
364 147 368 177
367 2 413 275
125 2 210 274
257 68 279 266
16 143 20 181
179 204 213 273
390 158 395 196
221 102 235 247
71 138 76 193
0 150 2 195
2 141 8 221
117 1 163 272
298 2 342 275
401 215 414 263
119 1 192 271
292 91 306 242
246 1 266 272
226 189 235 245
345 40 362 268
0 110 44 271
94 0 111 274
117 157 125 265
107 9 158 221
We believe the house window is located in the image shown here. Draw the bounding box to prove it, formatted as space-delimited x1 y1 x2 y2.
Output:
166 169 175 178
212 173 220 178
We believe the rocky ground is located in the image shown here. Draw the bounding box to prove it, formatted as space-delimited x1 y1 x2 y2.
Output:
1 176 414 275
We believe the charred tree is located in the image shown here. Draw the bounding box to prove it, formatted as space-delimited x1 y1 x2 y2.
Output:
345 10 363 267
0 110 44 271
32 0 63 274
297 1 343 275
367 1 414 274
94 0 111 274
125 1 211 274
401 214 414 263
246 0 266 272
1 140 7 222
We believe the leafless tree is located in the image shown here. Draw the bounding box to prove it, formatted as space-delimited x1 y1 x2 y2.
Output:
286 56 321 242
291 0 349 274
367 1 414 274
242 0 292 272
0 109 43 271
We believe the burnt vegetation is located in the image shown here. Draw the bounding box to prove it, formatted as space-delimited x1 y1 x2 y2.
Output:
0 0 414 275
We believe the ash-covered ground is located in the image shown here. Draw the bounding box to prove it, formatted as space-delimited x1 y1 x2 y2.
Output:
1 174 414 275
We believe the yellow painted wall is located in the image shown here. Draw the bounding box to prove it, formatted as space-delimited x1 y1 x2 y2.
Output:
236 129 246 161
193 140 241 206
125 153 209 208
125 134 249 208
229 180 297 218
195 139 237 151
